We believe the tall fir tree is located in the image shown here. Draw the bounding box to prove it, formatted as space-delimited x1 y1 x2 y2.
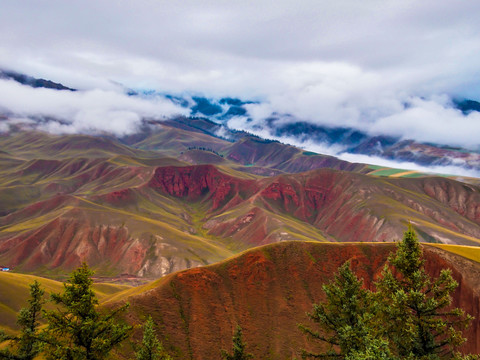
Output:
43 263 131 360
221 325 254 360
299 261 393 359
0 280 45 360
136 316 171 360
376 226 472 359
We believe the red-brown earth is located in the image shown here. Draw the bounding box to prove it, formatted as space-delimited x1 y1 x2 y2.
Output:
110 241 480 359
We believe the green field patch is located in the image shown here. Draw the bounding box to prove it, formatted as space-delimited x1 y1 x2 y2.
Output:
400 172 428 178
369 168 410 177
0 272 131 333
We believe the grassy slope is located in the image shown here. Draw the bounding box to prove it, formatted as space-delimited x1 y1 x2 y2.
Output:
0 272 130 334
426 243 480 263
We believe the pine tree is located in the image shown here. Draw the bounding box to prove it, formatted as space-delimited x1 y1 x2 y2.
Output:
376 226 472 359
136 316 171 360
299 261 392 359
0 280 45 360
43 263 131 360
221 325 254 360
344 336 394 360
453 354 480 360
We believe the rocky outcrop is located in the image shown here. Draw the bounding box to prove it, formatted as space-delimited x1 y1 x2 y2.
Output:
148 165 253 210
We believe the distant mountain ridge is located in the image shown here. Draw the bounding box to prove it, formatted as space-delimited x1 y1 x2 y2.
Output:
0 69 76 91
174 96 480 172
1 69 479 174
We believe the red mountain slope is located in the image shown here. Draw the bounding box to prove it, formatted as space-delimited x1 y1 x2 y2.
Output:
111 241 480 359
148 165 480 245
2 160 480 277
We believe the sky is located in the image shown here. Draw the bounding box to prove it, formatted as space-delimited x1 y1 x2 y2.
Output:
1 1 480 157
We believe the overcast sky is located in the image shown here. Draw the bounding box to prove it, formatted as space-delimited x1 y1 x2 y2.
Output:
1 1 480 148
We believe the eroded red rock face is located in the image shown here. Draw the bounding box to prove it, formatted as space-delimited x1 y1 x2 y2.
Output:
119 242 480 359
0 215 140 273
147 165 480 245
148 165 254 210
420 178 480 224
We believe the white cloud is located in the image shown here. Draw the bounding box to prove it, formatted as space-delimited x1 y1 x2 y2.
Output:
338 153 480 178
371 97 480 149
0 0 479 149
226 114 480 178
0 79 188 136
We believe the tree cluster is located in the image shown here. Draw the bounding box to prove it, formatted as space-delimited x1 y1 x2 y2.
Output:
299 227 478 360
186 146 224 157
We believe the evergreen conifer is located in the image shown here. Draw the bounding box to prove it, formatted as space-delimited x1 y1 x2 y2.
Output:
43 263 131 360
221 325 254 360
0 280 45 360
376 226 472 359
299 261 392 359
136 316 171 360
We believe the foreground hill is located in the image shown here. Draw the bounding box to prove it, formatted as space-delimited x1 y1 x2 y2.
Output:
1 127 480 278
106 241 480 359
2 242 478 358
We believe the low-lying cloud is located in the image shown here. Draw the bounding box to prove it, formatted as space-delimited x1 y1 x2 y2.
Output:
242 87 480 150
1 1 480 175
226 114 480 178
0 79 187 135
339 153 480 179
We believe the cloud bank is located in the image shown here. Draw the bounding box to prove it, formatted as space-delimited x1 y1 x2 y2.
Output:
1 1 479 148
0 1 480 174
0 79 187 136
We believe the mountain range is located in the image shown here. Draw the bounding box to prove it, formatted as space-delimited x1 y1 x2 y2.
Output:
1 71 480 358
1 113 480 279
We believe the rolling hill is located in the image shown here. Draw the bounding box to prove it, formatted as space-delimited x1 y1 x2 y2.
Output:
1 121 480 279
1 242 479 358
